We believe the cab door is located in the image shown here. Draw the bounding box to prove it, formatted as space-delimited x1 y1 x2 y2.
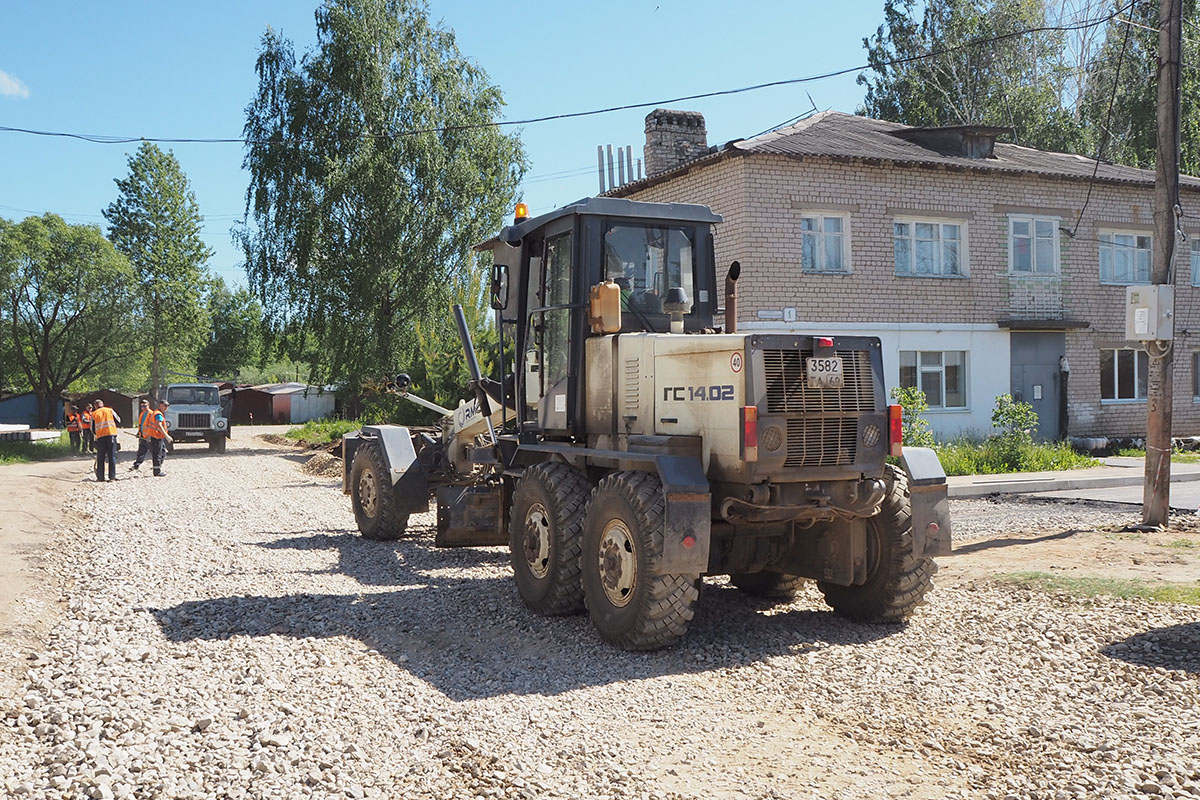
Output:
523 225 574 432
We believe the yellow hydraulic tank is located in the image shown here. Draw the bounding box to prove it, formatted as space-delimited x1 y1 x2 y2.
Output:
588 280 622 334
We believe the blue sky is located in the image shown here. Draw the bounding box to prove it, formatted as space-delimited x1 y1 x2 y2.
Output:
0 0 884 286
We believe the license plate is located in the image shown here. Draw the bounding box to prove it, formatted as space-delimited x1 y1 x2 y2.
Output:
806 356 844 389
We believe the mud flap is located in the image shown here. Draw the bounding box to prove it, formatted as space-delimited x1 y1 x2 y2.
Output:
436 484 507 547
901 447 952 557
655 455 711 574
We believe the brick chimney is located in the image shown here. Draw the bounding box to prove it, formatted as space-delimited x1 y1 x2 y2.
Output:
643 109 708 178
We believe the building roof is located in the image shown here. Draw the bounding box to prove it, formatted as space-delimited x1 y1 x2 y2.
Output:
612 110 1200 195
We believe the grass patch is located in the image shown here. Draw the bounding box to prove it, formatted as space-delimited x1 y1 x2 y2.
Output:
1113 447 1200 464
284 419 362 444
1000 571 1200 605
0 431 73 465
1167 538 1198 549
933 438 1099 477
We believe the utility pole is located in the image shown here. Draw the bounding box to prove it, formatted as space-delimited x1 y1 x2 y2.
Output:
1144 0 1183 527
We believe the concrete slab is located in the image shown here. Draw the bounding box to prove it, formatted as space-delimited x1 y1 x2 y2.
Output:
1028 481 1200 512
946 458 1200 498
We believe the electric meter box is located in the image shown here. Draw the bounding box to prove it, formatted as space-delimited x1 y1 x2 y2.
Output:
1125 285 1174 341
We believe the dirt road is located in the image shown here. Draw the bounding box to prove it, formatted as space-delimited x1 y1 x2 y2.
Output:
1 434 1197 800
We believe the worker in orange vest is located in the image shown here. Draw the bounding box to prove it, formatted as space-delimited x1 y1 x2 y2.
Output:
90 399 122 482
130 399 170 476
65 403 82 454
79 403 95 454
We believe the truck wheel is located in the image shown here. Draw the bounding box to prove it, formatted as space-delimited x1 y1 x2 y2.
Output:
350 440 408 541
582 471 699 650
209 436 226 453
818 465 935 623
730 571 807 599
509 462 590 616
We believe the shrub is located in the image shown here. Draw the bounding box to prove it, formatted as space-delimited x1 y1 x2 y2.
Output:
889 385 936 448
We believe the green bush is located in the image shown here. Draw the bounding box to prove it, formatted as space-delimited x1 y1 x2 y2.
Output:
0 431 73 465
889 385 936 447
284 418 363 444
932 434 1096 476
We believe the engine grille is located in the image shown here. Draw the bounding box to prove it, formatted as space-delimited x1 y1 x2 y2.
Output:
178 413 210 429
784 418 859 468
763 349 875 414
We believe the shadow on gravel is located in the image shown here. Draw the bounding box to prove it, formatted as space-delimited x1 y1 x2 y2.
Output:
950 529 1082 555
153 530 899 702
1102 623 1200 673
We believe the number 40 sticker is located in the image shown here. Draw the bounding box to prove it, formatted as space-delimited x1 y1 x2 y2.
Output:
730 352 743 373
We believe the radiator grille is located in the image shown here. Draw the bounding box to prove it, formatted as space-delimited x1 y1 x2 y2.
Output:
178 413 210 429
784 418 859 468
763 349 875 414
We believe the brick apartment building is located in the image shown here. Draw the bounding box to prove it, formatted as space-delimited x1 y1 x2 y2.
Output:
609 109 1200 441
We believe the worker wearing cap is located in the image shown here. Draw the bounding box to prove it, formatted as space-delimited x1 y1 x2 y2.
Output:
65 403 82 454
130 399 170 476
79 403 95 454
91 399 121 482
129 399 153 472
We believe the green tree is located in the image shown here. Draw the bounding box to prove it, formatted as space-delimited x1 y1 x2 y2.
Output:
238 0 525 395
889 385 937 447
858 0 1087 153
103 142 214 404
196 277 263 380
0 214 139 426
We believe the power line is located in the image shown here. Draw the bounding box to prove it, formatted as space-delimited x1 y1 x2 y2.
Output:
0 2 1137 147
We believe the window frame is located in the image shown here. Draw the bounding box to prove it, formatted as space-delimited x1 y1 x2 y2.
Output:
892 217 967 278
898 349 968 410
1098 228 1152 285
1007 214 1061 276
1190 239 1200 287
797 212 851 275
1099 347 1149 404
1193 351 1200 401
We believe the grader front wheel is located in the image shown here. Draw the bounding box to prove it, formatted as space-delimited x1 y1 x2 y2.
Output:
509 462 591 615
350 441 409 541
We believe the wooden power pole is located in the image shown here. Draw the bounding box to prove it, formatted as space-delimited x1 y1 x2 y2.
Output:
1144 0 1183 527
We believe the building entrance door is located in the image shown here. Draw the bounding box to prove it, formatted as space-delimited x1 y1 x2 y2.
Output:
1009 332 1065 441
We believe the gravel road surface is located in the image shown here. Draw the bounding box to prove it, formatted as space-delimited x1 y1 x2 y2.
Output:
1 434 1197 799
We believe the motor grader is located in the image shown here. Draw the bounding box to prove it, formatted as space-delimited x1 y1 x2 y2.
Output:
342 197 951 650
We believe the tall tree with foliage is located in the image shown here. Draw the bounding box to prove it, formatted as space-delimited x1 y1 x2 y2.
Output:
0 214 139 426
104 142 213 403
195 277 263 380
238 0 525 398
858 0 1088 153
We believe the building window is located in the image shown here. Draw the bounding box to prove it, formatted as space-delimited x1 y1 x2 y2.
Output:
1191 239 1200 286
1009 215 1059 275
1194 352 1200 399
894 220 964 277
1099 231 1151 284
1100 348 1148 402
899 350 966 409
799 214 848 273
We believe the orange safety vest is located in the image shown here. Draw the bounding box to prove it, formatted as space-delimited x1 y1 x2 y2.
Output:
79 412 92 431
146 410 167 440
92 407 117 437
137 408 153 438
66 413 81 432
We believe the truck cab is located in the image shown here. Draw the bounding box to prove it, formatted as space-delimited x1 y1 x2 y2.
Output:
163 383 230 453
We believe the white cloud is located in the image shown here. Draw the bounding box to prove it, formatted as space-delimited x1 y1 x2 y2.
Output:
0 70 30 99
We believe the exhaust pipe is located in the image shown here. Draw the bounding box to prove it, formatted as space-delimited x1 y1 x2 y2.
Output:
725 261 740 333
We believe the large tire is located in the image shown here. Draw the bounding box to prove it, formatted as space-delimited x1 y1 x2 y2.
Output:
510 462 591 616
582 471 699 650
209 436 226 453
350 440 409 541
730 571 807 599
818 465 935 623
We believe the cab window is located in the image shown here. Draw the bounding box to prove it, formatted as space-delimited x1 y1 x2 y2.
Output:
603 224 694 318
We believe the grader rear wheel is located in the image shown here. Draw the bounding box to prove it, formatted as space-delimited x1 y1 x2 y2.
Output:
509 462 591 615
818 465 935 623
581 471 699 650
350 441 409 541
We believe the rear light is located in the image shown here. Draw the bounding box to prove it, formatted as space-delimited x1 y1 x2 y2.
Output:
888 404 903 458
816 336 834 348
741 406 758 462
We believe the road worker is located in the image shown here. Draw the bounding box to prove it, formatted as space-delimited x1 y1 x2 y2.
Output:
130 399 170 476
65 404 82 454
91 399 121 482
79 403 95 454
